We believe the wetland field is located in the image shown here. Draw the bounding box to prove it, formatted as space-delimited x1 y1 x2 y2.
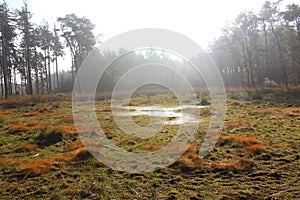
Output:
0 88 299 199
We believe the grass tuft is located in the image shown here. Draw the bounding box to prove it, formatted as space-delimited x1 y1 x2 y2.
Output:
16 159 52 176
212 158 255 172
58 124 77 135
23 143 38 150
175 143 204 168
140 144 161 151
0 157 21 167
6 122 30 133
246 144 267 155
219 135 259 146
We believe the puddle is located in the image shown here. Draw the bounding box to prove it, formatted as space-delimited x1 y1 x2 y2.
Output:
115 105 205 125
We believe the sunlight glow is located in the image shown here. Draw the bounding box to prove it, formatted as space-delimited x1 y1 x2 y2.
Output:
6 0 299 71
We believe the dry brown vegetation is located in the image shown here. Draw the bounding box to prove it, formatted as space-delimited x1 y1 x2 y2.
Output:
218 134 260 146
140 144 161 151
6 122 30 133
0 157 21 166
23 143 38 150
174 143 204 168
0 90 299 199
16 159 52 176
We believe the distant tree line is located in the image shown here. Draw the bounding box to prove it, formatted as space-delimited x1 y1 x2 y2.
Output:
1 1 299 99
210 1 300 88
0 1 95 98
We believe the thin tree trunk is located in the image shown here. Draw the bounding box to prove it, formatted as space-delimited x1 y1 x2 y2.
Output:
47 48 52 93
241 37 250 88
270 23 288 88
55 54 59 92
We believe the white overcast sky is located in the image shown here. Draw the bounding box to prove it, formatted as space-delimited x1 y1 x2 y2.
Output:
5 0 299 71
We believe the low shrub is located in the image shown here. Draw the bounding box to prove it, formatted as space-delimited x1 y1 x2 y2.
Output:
35 128 63 147
199 98 210 106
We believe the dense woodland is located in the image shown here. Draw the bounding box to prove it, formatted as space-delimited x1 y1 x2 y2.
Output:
0 1 300 98
211 1 300 88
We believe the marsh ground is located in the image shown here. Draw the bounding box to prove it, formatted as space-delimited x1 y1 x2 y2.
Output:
0 89 299 199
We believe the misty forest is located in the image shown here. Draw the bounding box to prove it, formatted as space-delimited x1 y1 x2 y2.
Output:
0 1 300 96
0 0 299 199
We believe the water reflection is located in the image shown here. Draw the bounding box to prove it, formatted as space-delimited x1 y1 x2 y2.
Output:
116 105 205 125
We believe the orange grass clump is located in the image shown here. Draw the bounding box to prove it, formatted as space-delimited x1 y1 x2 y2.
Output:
0 157 21 166
103 129 112 135
281 108 300 117
227 99 248 106
37 107 54 113
60 117 74 123
21 107 55 117
219 135 259 146
96 106 116 112
127 99 151 106
218 135 234 145
21 111 39 117
63 141 84 151
23 143 38 150
140 144 161 151
235 135 259 145
175 143 204 168
246 144 267 155
16 159 52 175
61 140 101 161
225 120 251 128
6 122 30 133
63 147 92 161
212 161 239 171
58 124 77 135
27 120 45 128
212 158 254 171
199 109 214 116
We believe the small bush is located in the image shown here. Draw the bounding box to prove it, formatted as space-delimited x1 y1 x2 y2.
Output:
248 91 263 100
199 98 210 106
35 128 63 147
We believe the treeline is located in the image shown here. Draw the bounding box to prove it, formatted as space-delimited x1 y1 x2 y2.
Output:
210 1 300 88
0 2 96 98
1 1 299 99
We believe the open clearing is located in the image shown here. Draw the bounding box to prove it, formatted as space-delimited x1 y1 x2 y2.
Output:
0 89 299 199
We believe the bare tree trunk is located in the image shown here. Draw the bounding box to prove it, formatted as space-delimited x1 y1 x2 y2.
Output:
1 56 8 98
263 21 270 78
270 24 288 88
55 54 59 92
47 48 52 93
241 37 250 88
